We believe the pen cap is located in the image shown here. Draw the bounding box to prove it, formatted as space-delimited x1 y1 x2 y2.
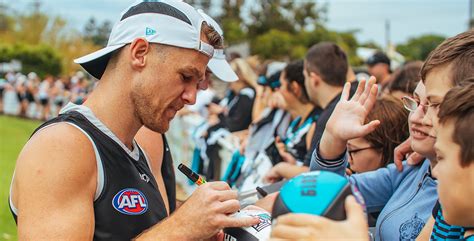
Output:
178 163 199 182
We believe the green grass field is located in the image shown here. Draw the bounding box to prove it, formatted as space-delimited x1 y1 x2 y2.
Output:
0 115 42 241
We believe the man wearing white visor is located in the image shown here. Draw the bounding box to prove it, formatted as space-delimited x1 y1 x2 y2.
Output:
176 9 238 116
9 1 258 240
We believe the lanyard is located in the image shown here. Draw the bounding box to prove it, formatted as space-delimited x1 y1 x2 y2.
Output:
283 115 315 148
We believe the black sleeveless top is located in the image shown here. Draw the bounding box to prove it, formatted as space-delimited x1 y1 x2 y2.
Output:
284 107 322 165
10 109 176 240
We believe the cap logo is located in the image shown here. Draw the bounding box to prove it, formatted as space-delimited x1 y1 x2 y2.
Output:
145 27 156 36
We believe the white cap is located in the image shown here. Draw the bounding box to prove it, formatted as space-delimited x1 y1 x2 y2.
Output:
197 9 238 82
266 61 287 78
74 0 214 80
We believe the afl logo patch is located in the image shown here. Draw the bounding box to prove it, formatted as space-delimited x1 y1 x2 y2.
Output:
112 188 148 215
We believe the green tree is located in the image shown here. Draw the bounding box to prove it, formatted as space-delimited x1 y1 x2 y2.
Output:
397 34 446 61
83 17 112 47
0 4 14 32
287 1 326 32
250 22 360 65
251 29 294 59
43 16 68 47
0 3 69 49
247 0 324 37
335 30 362 66
360 41 382 50
247 0 295 37
245 0 333 60
0 43 62 77
84 17 97 40
0 44 13 62
221 18 247 45
218 0 247 44
14 10 49 45
95 20 112 46
0 4 101 75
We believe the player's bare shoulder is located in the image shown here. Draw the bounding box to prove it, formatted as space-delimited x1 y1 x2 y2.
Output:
13 122 97 240
13 122 97 198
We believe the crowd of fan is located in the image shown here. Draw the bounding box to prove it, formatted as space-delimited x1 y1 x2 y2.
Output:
0 71 94 120
182 50 420 184
174 31 474 240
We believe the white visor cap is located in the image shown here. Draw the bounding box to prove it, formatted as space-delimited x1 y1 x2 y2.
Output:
74 0 214 80
197 9 238 82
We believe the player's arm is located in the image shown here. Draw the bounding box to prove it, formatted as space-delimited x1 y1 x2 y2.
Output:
13 123 97 240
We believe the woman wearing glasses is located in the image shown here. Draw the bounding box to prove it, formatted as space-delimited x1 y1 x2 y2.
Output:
346 95 409 174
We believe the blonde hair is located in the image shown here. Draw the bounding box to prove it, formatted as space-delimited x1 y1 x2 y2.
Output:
230 58 258 88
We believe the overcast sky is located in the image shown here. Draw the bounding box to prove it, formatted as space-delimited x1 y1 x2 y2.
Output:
5 0 470 47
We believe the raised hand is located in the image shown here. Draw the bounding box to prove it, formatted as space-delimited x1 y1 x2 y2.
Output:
319 77 380 160
327 77 380 141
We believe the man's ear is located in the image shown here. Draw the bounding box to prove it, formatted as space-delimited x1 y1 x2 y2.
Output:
309 72 321 88
290 81 301 97
129 38 150 71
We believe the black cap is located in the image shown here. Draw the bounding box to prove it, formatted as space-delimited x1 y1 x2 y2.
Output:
366 52 391 67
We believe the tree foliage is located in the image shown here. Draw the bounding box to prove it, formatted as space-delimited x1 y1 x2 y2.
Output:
396 34 446 61
251 29 294 59
218 0 247 45
210 0 361 65
247 0 324 36
2 0 450 78
0 4 99 76
83 17 112 47
0 6 64 76
0 43 62 77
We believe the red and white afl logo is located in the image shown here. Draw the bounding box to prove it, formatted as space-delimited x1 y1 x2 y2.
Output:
112 188 148 215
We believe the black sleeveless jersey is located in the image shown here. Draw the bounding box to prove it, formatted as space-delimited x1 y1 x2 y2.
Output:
10 110 176 240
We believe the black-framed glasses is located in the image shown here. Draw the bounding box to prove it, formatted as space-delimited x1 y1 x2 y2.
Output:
348 146 376 160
